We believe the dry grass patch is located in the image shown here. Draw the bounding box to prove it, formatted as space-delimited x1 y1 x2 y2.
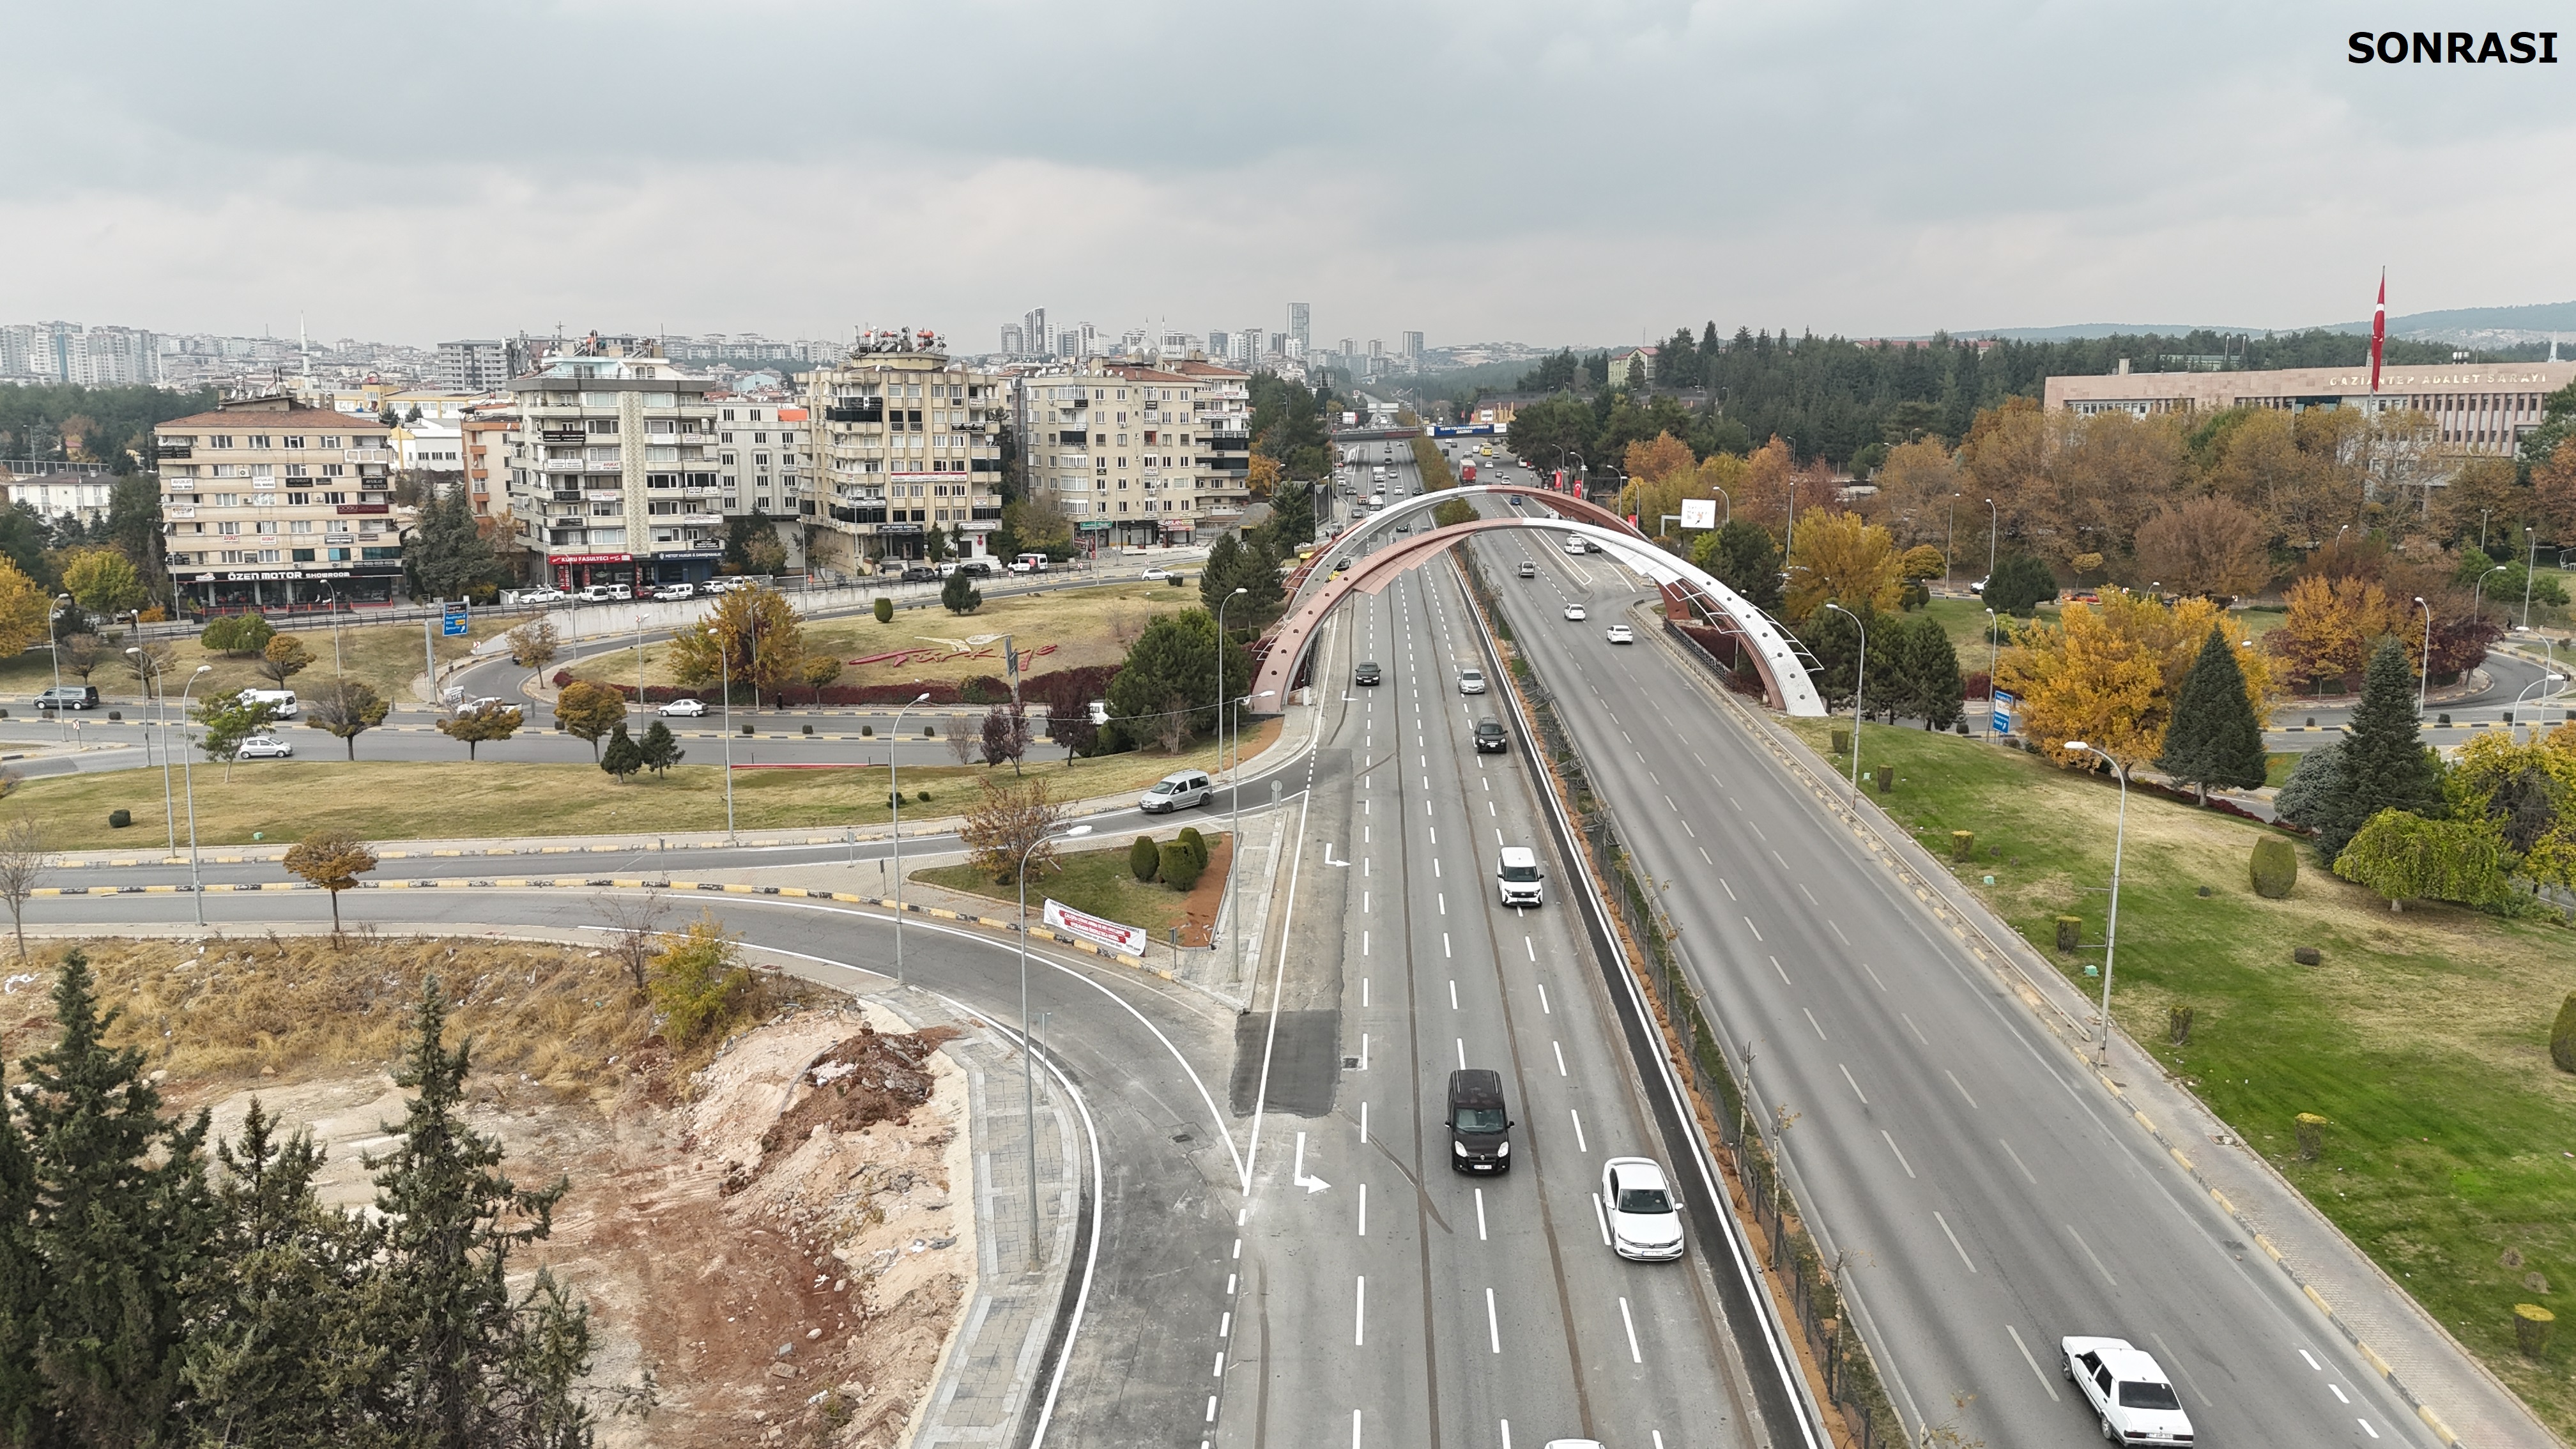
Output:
0 615 508 706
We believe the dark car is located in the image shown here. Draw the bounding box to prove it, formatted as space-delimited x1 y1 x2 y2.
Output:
1473 719 1507 753
1446 1069 1512 1173
34 686 99 710
1354 661 1381 687
958 560 997 576
901 565 940 582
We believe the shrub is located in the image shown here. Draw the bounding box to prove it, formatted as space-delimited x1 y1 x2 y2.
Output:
873 597 895 624
2248 836 2298 898
108 808 131 829
2552 993 2576 1074
2168 1005 2193 1046
650 912 760 1049
2294 946 2323 965
199 613 275 656
2054 915 2080 952
1159 841 1204 892
1130 834 1160 882
1950 830 1975 861
1176 825 1209 874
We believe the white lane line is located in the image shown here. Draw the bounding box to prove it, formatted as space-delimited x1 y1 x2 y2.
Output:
1499 1420 1512 1448
1213 1351 1224 1377
1771 848 1788 868
1681 818 1694 838
1569 1109 1588 1151
1524 937 1536 962
1358 1183 1367 1237
1839 1062 1869 1105
1772 956 1792 986
1998 1137 2037 1184
1485 1288 1501 1353
1432 859 1441 877
1360 1032 1368 1070
1449 979 1459 1010
1802 1007 1827 1040
1720 877 1736 900
2358 1418 2379 1439
2330 1383 2350 1404
1829 920 1850 946
1881 1130 1917 1179
1699 847 1712 864
2065 1223 2119 1285
1439 895 1447 916
1443 933 1452 958
1665 795 1676 811
1934 1211 1979 1273
1487 801 1495 816
2299 1348 2322 1371
1363 933 1370 959
1476 1187 1488 1241
1900 1011 1929 1046
1536 983 1552 1015
1363 891 1370 912
1354 1276 1366 1346
1457 1038 1467 1070
1798 883 1818 905
1945 1070 1980 1109
1744 917 1763 942
1221 1310 1232 1338
2005 1324 2060 1401
1592 1192 1611 1245
1552 1041 1567 1076
1618 1296 1643 1363
1353 1408 1363 1449
1360 1101 1368 1142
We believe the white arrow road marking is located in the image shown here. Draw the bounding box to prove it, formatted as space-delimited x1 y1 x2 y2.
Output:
1292 1131 1331 1194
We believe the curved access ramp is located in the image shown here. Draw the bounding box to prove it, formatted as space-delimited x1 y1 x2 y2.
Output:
1257 509 1824 717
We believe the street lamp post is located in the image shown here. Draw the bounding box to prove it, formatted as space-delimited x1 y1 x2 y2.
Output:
178 664 213 925
1985 606 2000 737
1712 484 1731 527
1944 494 1959 586
2474 564 2508 616
1823 601 1866 799
889 690 931 986
2066 741 2129 1066
1018 821 1093 1269
2513 672 2564 745
125 648 178 853
717 640 736 841
2525 527 2543 630
1225 686 1276 990
1984 497 1998 590
2414 595 2433 719
48 595 70 743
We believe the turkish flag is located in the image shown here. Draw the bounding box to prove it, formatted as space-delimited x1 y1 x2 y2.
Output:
2370 271 2386 394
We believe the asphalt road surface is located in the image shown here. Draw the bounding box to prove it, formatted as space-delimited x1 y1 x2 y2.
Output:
1466 509 2444 1448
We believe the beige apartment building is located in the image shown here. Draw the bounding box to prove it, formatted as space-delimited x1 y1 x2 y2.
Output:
1016 359 1241 549
2046 360 2576 457
153 396 401 612
710 398 809 569
502 348 724 590
805 336 1006 576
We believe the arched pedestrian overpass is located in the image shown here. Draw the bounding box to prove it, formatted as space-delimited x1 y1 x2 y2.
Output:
1256 486 1822 716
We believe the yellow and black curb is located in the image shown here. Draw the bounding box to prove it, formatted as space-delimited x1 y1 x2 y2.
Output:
32 876 1168 982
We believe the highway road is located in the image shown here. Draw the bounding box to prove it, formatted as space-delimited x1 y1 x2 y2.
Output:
1220 441 1779 1449
1463 506 2446 1447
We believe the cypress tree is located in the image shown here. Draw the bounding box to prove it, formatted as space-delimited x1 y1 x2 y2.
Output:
2312 636 2446 864
599 723 643 783
2156 627 2269 803
17 948 213 1445
638 719 684 776
0 1054 42 1446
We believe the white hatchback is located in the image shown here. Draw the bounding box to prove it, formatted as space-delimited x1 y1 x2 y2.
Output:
236 735 294 760
1600 1156 1684 1261
1563 603 1587 621
1457 668 1487 695
1606 624 1634 645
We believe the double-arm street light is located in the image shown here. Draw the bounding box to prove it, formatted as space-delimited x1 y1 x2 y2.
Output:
1017 821 1092 1268
2065 741 2131 1066
125 647 178 852
178 664 213 924
889 689 933 985
1822 601 1866 799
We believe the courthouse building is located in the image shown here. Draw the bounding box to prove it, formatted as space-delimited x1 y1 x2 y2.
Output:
2044 360 2576 457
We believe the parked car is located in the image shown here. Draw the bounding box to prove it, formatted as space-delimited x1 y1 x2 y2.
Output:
1457 667 1487 695
1606 624 1634 645
2060 1338 2193 1446
1495 845 1544 907
33 686 99 710
1601 1157 1684 1261
516 586 568 605
235 735 294 760
901 565 940 583
1138 769 1213 814
1563 602 1587 620
1141 567 1175 581
1473 719 1508 754
957 559 997 576
653 583 696 601
1445 1069 1512 1174
1354 661 1381 687
657 698 708 717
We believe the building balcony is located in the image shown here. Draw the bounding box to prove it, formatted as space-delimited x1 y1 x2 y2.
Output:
344 448 390 464
156 444 191 459
582 487 624 501
539 429 586 443
678 513 723 526
540 458 586 473
165 503 197 519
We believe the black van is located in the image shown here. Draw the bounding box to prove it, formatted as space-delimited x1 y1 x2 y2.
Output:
1446 1069 1513 1173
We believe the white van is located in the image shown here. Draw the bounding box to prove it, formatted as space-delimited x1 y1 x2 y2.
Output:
1138 770 1213 814
1496 847 1545 908
240 688 298 718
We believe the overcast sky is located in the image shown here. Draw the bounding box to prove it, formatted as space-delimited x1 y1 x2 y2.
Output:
8 1 2570 351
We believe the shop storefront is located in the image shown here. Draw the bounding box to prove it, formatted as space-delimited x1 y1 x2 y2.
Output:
176 561 407 616
642 550 723 585
547 552 638 591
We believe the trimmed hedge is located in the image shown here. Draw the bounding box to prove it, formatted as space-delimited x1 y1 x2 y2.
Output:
1175 825 1209 875
1159 841 1204 892
571 663 1119 710
2249 836 2298 898
1130 834 1160 882
2552 992 2576 1074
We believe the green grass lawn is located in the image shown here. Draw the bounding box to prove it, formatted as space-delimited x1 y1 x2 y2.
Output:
912 832 1228 942
2266 751 2298 788
1 615 508 708
1784 717 2576 1434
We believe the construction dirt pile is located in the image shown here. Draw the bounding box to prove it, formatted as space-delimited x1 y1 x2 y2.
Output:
0 935 976 1449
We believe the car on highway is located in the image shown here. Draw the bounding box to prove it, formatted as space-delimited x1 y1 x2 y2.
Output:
34 686 99 710
235 734 294 760
2060 1338 2193 1445
657 698 708 717
1561 537 1587 556
1138 769 1213 814
1563 602 1587 620
1457 667 1486 695
652 583 696 601
1601 1156 1684 1261
1445 1069 1513 1174
1496 845 1544 907
1354 661 1381 686
1473 719 1508 753
1606 624 1634 645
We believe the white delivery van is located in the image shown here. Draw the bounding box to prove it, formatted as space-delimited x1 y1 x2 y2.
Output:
240 688 298 718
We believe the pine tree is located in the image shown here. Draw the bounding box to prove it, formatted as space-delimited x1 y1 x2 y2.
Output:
2312 636 2446 863
2155 627 2269 803
354 979 592 1448
406 480 498 603
0 1054 43 1446
638 720 684 776
1886 613 1964 729
599 723 643 783
17 948 213 1445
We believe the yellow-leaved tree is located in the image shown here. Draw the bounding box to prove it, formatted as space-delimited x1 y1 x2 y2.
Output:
0 560 49 657
1621 431 1697 487
1782 508 1903 622
2266 574 2412 689
1999 590 2269 767
1617 451 1746 539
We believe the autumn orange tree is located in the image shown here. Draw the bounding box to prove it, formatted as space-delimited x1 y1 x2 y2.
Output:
2266 574 2413 690
1618 451 1747 539
1998 590 2269 767
1871 439 1961 549
1782 508 1903 622
2132 494 2272 599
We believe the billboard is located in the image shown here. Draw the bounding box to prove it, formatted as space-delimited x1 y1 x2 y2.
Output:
1678 498 1718 530
1043 898 1149 956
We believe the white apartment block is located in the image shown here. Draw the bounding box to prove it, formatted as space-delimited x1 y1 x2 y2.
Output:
1015 359 1252 548
154 395 402 611
1 463 117 528
710 398 809 570
434 339 512 391
806 338 1007 576
0 322 158 385
502 349 726 589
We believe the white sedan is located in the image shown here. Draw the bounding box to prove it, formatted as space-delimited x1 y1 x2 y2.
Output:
2061 1337 2194 1445
1141 567 1176 581
1606 624 1634 645
1563 603 1588 621
1600 1156 1683 1261
236 735 294 760
516 587 567 605
657 698 709 717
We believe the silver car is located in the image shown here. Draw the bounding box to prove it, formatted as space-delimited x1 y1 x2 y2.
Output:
1458 668 1487 695
1138 770 1213 813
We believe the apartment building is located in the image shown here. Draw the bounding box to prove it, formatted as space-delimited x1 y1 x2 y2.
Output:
806 337 1006 576
153 395 402 611
434 339 512 391
1 462 118 529
1167 359 1252 523
710 398 809 570
1016 360 1242 548
460 404 512 521
501 348 724 590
